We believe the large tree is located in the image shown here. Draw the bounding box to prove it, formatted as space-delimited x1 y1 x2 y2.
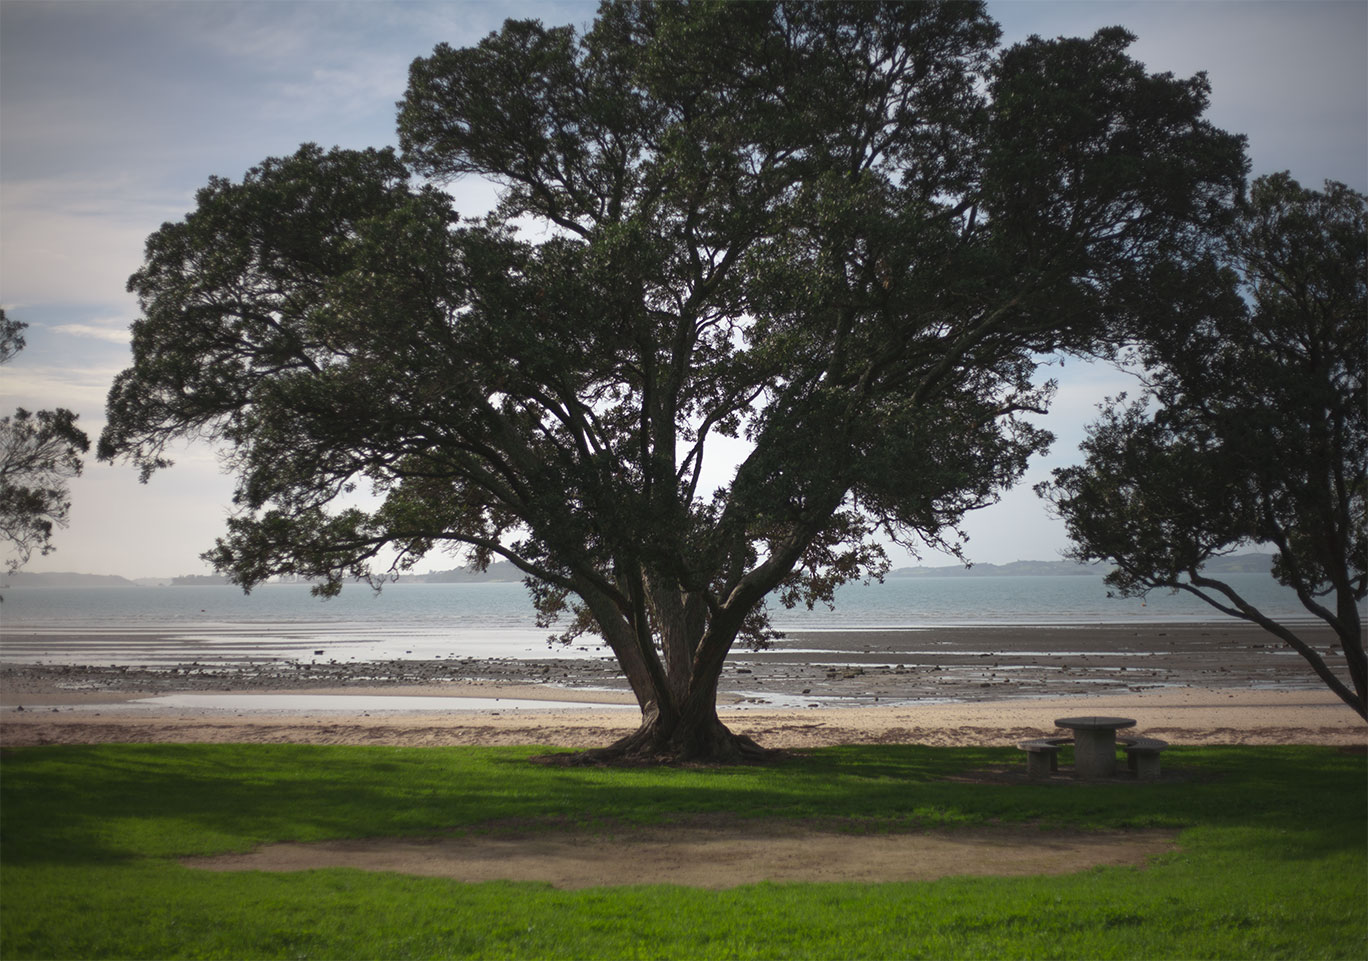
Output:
100 2 1245 760
1040 173 1366 720
1 310 90 574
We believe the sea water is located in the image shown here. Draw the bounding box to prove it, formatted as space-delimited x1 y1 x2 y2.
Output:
0 574 1325 668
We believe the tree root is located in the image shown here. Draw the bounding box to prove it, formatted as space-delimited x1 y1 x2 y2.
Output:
531 716 785 767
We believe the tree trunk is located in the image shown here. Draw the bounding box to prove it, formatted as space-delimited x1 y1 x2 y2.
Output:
1331 616 1367 722
556 574 784 763
565 617 776 764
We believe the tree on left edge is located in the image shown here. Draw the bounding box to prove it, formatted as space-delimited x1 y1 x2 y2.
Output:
0 309 91 575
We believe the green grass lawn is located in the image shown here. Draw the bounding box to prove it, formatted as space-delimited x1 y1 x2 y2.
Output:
1 742 1363 959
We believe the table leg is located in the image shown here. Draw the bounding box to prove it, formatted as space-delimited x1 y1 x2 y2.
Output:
1073 729 1117 779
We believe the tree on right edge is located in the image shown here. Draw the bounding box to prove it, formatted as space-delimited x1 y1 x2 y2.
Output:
1040 174 1367 720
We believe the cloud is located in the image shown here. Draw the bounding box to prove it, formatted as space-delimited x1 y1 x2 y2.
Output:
51 323 132 345
0 175 183 308
0 363 122 420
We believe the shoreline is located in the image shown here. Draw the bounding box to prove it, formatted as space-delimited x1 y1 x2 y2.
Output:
3 622 1362 748
0 687 1360 749
2 621 1357 750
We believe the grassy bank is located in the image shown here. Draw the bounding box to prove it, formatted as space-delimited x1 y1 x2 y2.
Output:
1 743 1363 959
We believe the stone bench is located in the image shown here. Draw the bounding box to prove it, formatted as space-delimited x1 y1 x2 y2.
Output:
1118 736 1169 780
1016 737 1072 778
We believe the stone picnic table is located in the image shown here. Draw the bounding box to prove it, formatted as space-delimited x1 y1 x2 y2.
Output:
1053 716 1136 779
1016 717 1169 780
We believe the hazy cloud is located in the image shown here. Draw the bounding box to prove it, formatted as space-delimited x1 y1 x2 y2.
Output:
0 363 123 416
52 323 133 345
0 175 184 307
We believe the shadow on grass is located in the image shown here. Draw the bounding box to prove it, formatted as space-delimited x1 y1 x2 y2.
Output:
1 743 1362 869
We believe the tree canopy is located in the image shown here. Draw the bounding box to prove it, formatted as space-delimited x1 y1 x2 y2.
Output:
1040 173 1366 720
100 1 1245 759
1 310 90 575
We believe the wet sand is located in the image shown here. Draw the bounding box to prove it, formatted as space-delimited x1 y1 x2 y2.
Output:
2 686 1358 749
2 623 1362 748
2 622 1347 700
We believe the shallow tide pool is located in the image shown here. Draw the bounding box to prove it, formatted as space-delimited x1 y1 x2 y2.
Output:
29 693 638 713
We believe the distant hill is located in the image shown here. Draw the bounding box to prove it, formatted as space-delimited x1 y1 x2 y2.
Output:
1198 552 1277 574
267 564 525 584
1 571 138 587
890 552 1275 578
418 562 524 583
889 559 1104 578
171 573 234 585
2 553 1279 588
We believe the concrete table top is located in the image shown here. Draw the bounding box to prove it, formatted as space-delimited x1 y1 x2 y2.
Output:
1053 716 1137 731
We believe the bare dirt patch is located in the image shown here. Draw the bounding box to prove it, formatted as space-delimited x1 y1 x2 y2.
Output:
182 821 1180 889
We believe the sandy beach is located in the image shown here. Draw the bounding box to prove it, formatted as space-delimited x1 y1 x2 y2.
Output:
1 686 1360 749
2 623 1362 749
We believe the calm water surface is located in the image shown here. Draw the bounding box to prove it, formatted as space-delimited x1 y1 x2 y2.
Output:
0 574 1326 667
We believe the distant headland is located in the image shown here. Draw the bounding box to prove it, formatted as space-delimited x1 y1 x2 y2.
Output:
3 553 1276 589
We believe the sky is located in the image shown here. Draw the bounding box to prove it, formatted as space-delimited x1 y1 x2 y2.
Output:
1 0 1365 580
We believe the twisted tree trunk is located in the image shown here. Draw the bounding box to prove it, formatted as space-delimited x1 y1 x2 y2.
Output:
557 582 778 763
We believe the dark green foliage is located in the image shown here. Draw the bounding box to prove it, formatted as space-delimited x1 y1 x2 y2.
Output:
1040 175 1367 719
99 2 1245 757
